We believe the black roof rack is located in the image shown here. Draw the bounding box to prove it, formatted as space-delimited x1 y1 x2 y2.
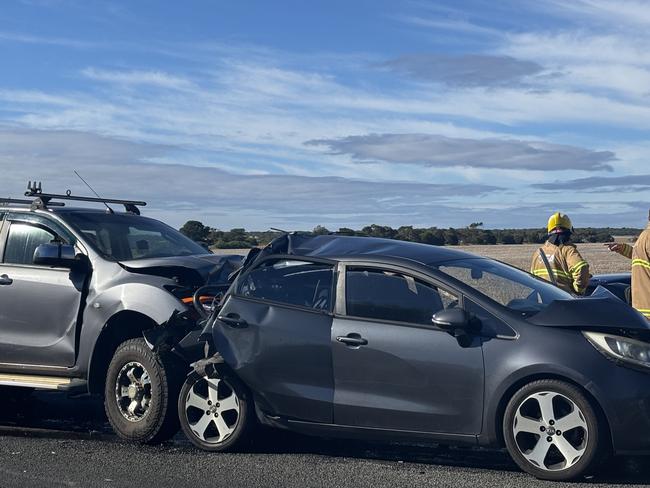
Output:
11 182 147 215
0 197 65 207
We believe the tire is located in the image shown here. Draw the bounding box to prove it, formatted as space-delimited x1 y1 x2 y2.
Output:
104 338 187 444
178 371 253 451
503 379 607 481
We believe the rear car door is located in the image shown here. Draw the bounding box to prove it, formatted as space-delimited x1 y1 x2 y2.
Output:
213 257 336 423
0 213 85 367
332 264 485 435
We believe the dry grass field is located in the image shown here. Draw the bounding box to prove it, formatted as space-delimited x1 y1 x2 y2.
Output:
213 242 633 275
458 242 631 275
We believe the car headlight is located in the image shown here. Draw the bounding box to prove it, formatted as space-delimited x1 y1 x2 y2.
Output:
583 331 650 370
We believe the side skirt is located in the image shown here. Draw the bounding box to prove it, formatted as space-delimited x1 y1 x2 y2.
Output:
260 412 478 446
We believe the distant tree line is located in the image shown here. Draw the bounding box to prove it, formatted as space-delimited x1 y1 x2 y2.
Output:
179 220 642 249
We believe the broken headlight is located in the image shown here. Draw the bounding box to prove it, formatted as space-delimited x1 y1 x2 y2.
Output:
583 331 650 371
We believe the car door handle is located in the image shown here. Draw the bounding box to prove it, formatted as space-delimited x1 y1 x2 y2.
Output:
218 313 248 328
336 334 368 347
0 274 13 286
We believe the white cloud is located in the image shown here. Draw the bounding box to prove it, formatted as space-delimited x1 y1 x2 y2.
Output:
395 15 504 38
81 68 195 90
544 0 650 27
0 30 97 49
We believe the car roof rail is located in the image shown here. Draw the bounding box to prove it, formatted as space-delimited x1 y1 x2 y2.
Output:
0 197 65 207
24 181 147 215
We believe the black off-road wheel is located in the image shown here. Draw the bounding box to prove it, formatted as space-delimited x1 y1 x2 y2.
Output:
178 371 253 452
503 379 608 481
105 338 187 444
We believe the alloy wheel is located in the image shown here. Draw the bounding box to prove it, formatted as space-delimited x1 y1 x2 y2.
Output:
182 376 241 444
512 391 588 472
115 361 152 422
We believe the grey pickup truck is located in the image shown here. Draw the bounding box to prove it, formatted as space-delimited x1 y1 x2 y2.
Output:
0 183 241 443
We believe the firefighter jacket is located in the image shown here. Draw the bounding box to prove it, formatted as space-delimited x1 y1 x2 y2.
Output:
614 224 650 319
530 241 590 295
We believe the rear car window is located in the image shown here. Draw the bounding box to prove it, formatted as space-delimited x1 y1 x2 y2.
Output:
345 268 457 325
237 259 334 311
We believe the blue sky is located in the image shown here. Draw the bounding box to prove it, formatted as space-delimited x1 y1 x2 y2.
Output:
1 0 649 230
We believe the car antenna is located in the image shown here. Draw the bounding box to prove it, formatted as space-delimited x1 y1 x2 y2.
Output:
74 170 114 214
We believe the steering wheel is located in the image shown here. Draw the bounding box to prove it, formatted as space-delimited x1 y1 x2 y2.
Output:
192 285 226 319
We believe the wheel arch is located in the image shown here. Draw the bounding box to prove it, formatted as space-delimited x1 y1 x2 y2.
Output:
87 310 157 394
488 372 612 450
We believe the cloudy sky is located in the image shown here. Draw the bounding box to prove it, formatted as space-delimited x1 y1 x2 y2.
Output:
1 0 649 230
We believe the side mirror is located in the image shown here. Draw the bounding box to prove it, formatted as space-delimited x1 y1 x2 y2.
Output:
432 308 471 330
33 243 77 268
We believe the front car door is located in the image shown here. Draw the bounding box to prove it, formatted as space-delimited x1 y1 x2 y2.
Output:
0 213 86 367
213 256 336 423
332 263 485 435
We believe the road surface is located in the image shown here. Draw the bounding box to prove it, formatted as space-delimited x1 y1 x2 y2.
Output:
1 391 649 487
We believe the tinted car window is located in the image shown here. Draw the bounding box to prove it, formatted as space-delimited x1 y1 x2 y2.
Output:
6 213 75 245
346 268 457 325
3 223 56 265
237 259 334 311
64 212 207 261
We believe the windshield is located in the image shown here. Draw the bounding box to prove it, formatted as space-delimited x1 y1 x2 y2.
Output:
64 212 209 261
434 257 572 317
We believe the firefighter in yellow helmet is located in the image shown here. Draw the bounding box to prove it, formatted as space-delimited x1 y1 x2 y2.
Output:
530 212 590 294
606 211 650 319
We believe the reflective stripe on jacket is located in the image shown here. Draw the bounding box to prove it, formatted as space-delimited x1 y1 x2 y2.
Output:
615 225 650 319
530 241 590 295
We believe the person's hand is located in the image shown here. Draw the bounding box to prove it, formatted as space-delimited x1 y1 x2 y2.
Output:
605 242 624 252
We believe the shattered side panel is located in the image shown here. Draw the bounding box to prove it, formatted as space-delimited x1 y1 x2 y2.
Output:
213 295 334 423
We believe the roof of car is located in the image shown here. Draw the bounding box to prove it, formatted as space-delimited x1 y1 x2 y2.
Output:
289 234 481 266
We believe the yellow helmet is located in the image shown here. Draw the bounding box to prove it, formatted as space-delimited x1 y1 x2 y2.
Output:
547 212 573 234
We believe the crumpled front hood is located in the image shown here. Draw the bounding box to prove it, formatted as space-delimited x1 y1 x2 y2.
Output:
528 286 650 331
120 253 244 287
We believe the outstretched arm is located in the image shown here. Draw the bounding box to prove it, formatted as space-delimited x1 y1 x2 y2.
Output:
605 242 633 259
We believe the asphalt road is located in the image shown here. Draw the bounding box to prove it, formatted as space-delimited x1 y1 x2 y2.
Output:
1 392 650 488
